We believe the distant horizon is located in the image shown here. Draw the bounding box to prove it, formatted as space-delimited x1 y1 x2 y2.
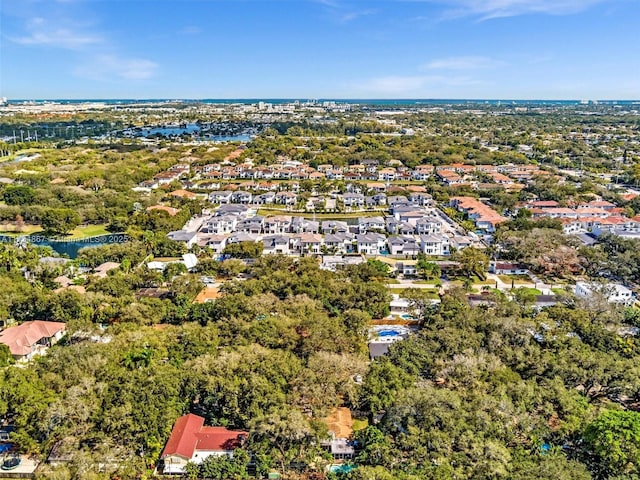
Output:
7 98 640 104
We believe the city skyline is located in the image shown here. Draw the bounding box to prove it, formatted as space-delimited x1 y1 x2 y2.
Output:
1 0 638 100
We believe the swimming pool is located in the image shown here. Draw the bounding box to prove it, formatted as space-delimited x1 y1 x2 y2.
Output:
0 444 13 454
401 314 416 320
378 329 400 337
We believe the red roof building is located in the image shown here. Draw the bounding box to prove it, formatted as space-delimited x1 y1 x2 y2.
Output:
161 414 247 474
0 320 66 362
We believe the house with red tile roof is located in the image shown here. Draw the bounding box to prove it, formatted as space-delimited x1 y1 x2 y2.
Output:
146 205 181 216
0 320 66 362
170 189 197 200
160 414 248 474
449 197 507 233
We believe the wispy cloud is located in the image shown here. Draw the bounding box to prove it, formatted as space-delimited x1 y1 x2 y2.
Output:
178 25 202 35
75 55 158 81
11 17 101 49
8 6 159 83
339 9 377 22
359 74 482 94
315 0 378 23
412 0 608 20
423 55 503 70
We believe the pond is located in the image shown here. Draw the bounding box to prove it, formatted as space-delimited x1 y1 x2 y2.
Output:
0 233 129 259
123 124 255 142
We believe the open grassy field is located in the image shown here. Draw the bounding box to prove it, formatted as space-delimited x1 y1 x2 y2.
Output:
0 223 109 239
0 224 44 235
69 224 110 238
498 274 533 285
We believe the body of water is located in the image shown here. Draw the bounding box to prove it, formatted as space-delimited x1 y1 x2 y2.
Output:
0 234 129 259
122 123 254 141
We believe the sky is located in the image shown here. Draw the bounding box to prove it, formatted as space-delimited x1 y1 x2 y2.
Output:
0 0 638 100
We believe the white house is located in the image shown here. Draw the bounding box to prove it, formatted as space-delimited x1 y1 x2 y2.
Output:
201 215 238 235
263 215 292 234
574 281 635 305
205 235 228 254
261 235 291 255
356 233 386 255
419 234 450 255
388 236 420 256
358 216 386 234
342 193 365 209
208 191 234 204
323 233 355 254
415 216 442 235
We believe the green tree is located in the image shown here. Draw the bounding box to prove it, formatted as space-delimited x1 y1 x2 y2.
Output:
454 246 489 280
355 426 394 466
0 344 13 367
2 185 35 205
583 410 640 477
223 241 264 259
416 254 441 281
41 208 81 235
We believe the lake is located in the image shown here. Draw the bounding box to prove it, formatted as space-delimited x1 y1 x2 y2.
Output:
125 123 254 142
0 233 129 259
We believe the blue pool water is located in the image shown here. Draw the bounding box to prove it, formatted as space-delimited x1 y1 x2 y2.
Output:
0 444 13 454
401 314 416 320
378 330 400 337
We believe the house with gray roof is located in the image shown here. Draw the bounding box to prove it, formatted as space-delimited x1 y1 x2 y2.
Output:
357 216 386 234
209 191 234 204
201 215 237 235
356 233 386 255
323 232 355 254
342 193 365 208
388 236 420 256
291 217 320 234
322 220 350 234
419 234 450 255
264 215 292 234
236 216 264 234
261 235 292 255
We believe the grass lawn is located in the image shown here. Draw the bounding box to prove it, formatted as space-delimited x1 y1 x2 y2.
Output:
0 223 109 239
69 224 110 238
0 224 43 235
497 274 533 285
552 287 570 295
388 288 440 299
352 419 369 432
513 287 543 296
448 274 485 283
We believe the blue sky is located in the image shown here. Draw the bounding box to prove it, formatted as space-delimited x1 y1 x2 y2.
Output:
1 0 638 99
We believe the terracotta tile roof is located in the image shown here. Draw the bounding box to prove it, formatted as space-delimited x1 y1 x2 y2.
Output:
194 287 221 304
161 414 247 460
451 196 506 224
584 200 616 208
147 205 181 216
324 407 353 439
528 200 559 208
170 189 197 200
0 321 66 356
